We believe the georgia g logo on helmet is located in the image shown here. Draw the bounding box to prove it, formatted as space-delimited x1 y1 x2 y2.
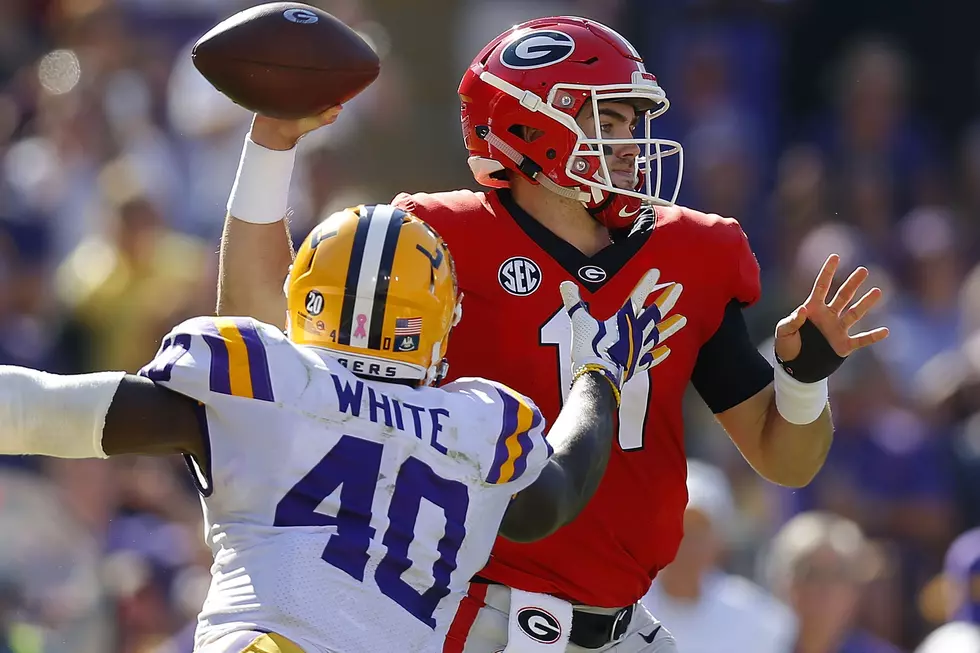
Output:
500 30 575 70
283 7 319 24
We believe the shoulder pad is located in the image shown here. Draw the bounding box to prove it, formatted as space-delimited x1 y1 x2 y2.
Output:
654 205 761 306
441 377 552 489
139 316 296 405
390 190 492 241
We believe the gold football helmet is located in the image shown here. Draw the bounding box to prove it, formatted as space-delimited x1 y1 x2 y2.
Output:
285 204 461 384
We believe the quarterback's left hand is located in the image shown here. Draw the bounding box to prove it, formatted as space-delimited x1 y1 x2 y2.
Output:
775 254 890 375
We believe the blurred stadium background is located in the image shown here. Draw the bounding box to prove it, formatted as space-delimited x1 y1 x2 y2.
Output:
1 0 980 651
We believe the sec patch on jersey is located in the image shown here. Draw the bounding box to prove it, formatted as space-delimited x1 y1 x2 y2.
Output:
498 256 542 296
192 2 380 119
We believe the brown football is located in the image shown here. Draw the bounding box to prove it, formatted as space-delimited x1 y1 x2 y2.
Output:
192 2 380 120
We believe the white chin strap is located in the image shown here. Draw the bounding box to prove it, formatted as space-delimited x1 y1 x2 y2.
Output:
540 174 592 202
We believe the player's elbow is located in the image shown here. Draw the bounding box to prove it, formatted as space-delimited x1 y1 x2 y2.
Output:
766 416 834 488
756 444 830 488
498 465 575 543
758 464 820 488
498 512 563 543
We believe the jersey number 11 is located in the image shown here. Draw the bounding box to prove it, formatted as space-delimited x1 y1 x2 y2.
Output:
540 308 651 451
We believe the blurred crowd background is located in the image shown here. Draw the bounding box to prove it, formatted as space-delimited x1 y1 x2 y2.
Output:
1 0 979 652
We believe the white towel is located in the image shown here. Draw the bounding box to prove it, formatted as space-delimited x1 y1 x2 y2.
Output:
503 589 573 653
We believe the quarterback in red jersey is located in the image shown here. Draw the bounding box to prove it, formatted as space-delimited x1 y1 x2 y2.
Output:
214 15 889 653
391 188 759 606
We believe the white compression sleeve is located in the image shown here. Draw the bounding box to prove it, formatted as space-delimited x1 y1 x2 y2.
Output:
0 367 125 458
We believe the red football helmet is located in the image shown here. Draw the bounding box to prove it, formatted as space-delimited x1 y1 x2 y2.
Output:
458 16 683 229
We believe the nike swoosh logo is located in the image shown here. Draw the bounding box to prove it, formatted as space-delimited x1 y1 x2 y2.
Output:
618 206 642 218
640 625 662 643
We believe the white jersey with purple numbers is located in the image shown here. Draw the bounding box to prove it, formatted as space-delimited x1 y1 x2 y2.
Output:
138 316 551 653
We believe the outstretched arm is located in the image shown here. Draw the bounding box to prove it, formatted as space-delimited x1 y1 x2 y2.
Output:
499 372 617 542
102 375 205 458
217 110 340 325
718 254 889 487
217 214 294 326
0 367 205 461
499 271 686 542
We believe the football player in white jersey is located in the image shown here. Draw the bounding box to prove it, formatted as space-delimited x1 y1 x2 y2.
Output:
0 204 683 653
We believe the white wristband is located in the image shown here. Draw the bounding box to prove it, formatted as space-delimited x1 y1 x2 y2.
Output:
227 135 297 224
773 362 828 425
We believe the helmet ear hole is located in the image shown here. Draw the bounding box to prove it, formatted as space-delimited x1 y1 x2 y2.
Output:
508 124 544 143
489 169 509 183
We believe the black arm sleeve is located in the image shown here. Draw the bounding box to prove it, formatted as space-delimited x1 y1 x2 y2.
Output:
102 374 208 460
499 372 618 543
691 299 774 414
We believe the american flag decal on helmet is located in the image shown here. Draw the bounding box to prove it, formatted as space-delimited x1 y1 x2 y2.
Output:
393 317 422 352
395 317 422 336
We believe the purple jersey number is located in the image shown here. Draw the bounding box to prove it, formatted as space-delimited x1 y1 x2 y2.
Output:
274 434 470 628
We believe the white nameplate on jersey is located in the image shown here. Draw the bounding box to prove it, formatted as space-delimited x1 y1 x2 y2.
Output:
504 589 572 653
333 352 423 380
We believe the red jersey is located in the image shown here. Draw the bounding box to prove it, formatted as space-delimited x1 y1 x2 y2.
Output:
392 188 762 608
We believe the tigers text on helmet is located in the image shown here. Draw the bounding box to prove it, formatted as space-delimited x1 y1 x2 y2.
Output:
458 16 684 229
285 204 462 385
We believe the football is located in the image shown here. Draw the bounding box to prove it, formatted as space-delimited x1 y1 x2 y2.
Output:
191 2 380 120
